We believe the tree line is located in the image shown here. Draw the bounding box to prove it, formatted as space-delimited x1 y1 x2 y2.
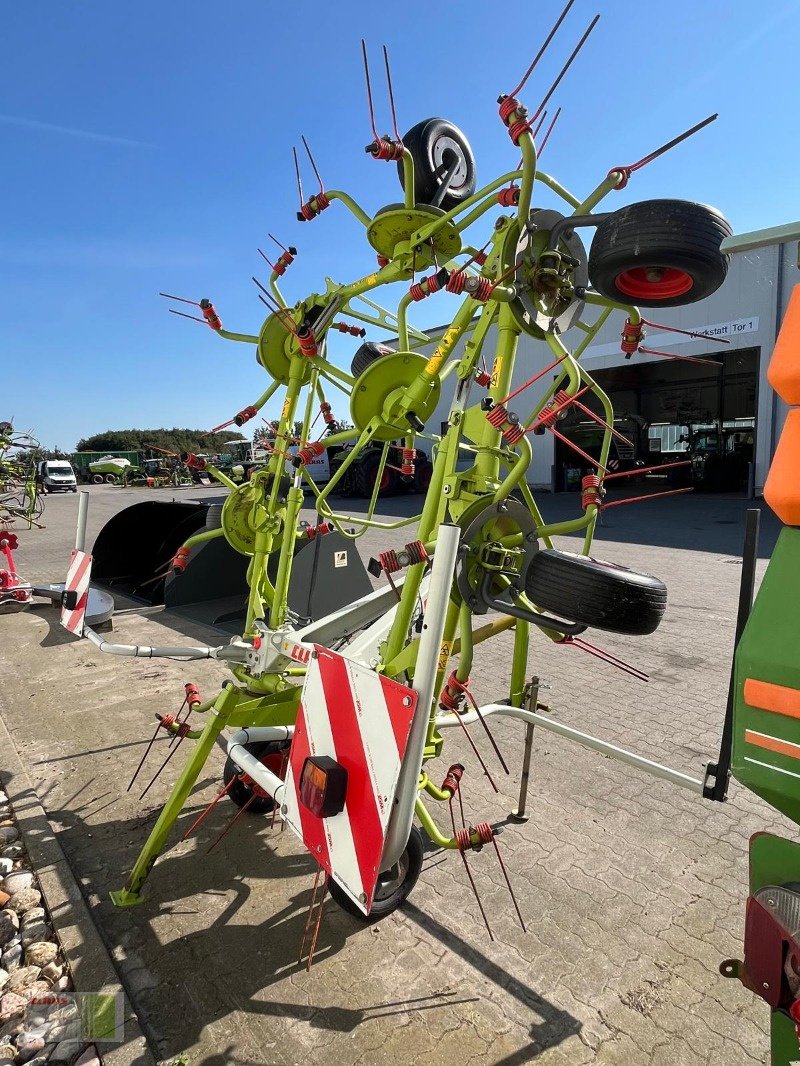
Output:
75 428 245 454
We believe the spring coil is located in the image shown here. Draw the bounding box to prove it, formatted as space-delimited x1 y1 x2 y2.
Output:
172 547 190 572
445 270 467 295
320 402 335 425
498 186 520 207
298 191 331 221
581 473 603 510
234 405 257 426
621 317 644 354
297 328 318 358
304 521 333 540
410 272 445 302
377 548 400 574
404 539 428 565
486 404 510 429
474 369 492 388
441 763 465 796
297 441 325 465
199 300 222 330
185 683 201 709
377 254 390 267
400 447 415 476
471 277 494 302
368 138 405 161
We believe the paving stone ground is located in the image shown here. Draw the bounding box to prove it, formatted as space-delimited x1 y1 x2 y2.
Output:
0 485 787 1065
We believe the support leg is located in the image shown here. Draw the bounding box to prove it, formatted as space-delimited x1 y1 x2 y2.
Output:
510 676 538 823
111 686 238 906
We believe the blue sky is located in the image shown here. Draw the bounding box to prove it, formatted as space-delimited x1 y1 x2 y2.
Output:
3 1 799 450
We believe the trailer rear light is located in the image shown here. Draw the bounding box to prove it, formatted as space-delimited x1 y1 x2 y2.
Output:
299 756 347 818
743 885 800 1008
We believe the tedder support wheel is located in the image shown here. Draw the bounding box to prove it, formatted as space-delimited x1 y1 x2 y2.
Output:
397 118 477 212
328 825 424 920
351 341 394 379
525 549 667 635
588 199 732 308
222 740 290 815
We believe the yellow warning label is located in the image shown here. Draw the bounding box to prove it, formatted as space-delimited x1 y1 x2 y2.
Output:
280 396 291 420
438 640 452 671
425 326 461 376
490 356 503 388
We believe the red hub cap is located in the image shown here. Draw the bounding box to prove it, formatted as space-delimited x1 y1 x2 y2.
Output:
615 266 693 301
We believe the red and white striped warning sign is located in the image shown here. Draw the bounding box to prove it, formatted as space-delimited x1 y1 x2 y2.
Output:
60 550 93 635
283 646 418 914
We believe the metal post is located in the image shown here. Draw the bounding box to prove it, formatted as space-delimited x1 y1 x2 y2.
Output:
75 491 89 552
381 523 462 869
510 676 539 822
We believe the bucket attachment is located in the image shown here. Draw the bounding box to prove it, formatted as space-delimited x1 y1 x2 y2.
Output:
91 498 372 633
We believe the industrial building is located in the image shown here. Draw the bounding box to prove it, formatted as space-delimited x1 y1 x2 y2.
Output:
422 228 799 496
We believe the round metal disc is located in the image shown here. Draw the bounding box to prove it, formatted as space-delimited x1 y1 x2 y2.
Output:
257 312 313 386
221 482 263 556
502 209 588 339
350 352 441 442
367 204 462 269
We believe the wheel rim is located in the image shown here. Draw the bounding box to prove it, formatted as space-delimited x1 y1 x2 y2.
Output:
615 265 693 300
239 750 286 798
373 850 410 901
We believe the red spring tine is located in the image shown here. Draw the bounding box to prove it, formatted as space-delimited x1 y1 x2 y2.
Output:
361 39 380 142
268 232 290 254
447 703 499 793
140 731 188 800
159 292 200 306
462 686 510 775
206 792 256 853
168 309 206 325
301 135 325 194
571 636 650 682
382 44 401 141
127 719 163 792
603 458 691 481
305 873 329 971
181 778 237 841
292 145 305 208
548 425 608 473
568 397 633 447
619 114 718 179
501 351 569 404
490 835 527 932
537 106 561 155
449 798 494 942
638 346 722 368
602 487 694 511
530 14 600 124
258 248 277 271
640 317 730 345
506 0 576 98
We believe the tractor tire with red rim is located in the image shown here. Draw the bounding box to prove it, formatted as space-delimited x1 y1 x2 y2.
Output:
351 341 395 379
525 548 667 635
588 199 732 308
351 454 397 498
222 740 290 815
328 825 424 920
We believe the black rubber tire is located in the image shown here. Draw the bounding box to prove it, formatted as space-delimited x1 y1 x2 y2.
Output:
588 199 732 308
91 474 103 485
104 474 117 484
412 459 432 494
222 740 290 816
329 825 424 920
525 549 667 635
351 342 394 378
397 118 477 211
351 455 398 497
204 502 224 530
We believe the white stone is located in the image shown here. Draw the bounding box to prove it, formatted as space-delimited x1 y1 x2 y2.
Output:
0 972 6 993
24 944 57 969
8 890 41 916
20 910 45 928
1 943 21 973
1 872 32 896
5 966 41 994
40 962 62 984
0 847 21 861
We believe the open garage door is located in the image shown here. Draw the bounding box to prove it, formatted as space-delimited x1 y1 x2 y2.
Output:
555 347 758 495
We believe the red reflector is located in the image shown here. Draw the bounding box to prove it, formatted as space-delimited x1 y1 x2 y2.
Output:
299 755 347 818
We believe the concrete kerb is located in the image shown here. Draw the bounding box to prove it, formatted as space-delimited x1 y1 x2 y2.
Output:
0 710 156 1066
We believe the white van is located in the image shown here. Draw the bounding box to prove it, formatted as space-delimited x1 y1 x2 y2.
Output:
37 459 78 493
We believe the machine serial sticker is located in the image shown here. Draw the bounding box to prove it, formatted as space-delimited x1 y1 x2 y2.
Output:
334 551 348 568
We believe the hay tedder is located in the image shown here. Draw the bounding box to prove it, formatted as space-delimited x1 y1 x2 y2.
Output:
49 2 800 1056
